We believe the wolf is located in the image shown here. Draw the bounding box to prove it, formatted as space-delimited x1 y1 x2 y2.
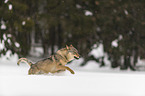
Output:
17 45 80 75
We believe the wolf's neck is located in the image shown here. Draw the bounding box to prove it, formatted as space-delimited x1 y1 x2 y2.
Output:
56 50 69 62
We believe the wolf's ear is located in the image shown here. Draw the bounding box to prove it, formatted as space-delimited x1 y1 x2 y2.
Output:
66 45 69 49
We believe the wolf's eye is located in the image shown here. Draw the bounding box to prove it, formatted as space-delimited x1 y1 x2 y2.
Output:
68 50 76 55
73 51 77 55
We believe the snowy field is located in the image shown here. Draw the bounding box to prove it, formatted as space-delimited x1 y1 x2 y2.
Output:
0 55 145 96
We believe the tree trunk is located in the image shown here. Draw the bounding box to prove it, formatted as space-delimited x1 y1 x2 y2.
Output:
49 26 56 55
57 23 63 48
121 55 129 70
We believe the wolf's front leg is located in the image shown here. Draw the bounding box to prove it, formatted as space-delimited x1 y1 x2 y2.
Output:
56 65 75 74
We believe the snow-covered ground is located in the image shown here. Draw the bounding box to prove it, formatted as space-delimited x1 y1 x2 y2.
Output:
0 55 145 96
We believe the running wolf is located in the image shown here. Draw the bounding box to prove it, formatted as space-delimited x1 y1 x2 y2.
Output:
17 45 80 75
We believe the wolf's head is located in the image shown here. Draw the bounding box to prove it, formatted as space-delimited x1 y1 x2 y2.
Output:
66 45 80 61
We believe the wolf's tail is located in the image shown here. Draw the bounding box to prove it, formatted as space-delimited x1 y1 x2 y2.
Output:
17 58 33 66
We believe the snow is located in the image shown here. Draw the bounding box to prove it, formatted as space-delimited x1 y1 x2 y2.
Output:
96 27 101 32
4 0 8 3
0 34 20 58
124 9 128 15
85 10 93 16
7 34 12 38
15 42 20 48
3 34 7 40
8 4 12 10
89 44 104 58
29 47 43 57
1 71 145 96
111 35 123 48
22 21 26 25
111 39 118 47
7 39 11 44
0 40 5 50
76 4 81 9
113 9 117 13
1 21 6 30
118 35 123 40
0 45 145 96
0 56 145 96
0 50 19 62
1 24 6 30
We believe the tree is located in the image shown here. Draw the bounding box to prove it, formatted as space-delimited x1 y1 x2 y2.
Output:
1 0 145 71
0 0 20 57
91 0 145 70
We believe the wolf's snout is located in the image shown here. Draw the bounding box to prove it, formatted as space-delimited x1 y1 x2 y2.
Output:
74 54 80 59
74 56 79 59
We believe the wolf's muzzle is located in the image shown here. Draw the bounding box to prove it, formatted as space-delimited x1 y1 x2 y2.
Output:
74 54 80 59
74 56 79 59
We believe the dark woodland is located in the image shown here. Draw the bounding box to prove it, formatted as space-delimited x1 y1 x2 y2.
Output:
0 0 145 70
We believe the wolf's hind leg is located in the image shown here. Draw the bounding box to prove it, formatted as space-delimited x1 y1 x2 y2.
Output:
28 66 41 75
28 69 42 75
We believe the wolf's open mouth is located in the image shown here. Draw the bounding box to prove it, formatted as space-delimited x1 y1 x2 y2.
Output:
74 56 79 59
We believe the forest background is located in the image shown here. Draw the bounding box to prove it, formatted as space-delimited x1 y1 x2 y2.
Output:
1 0 145 71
